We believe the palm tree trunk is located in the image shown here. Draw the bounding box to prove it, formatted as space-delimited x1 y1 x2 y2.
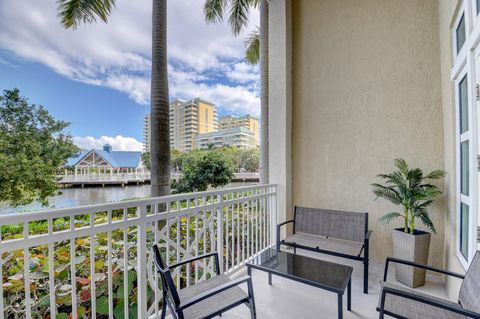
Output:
259 0 269 184
150 0 171 197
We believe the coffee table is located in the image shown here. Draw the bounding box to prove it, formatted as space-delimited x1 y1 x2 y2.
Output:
247 249 353 319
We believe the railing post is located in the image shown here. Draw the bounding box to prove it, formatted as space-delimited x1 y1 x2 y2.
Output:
217 194 224 274
271 186 277 247
137 205 148 318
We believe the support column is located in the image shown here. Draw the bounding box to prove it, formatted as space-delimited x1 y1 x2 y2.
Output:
269 0 292 234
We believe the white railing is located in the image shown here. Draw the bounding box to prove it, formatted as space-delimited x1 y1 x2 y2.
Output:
58 172 259 183
59 173 150 183
0 184 277 319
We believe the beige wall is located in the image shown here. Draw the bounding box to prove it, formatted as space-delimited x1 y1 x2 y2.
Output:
291 0 445 266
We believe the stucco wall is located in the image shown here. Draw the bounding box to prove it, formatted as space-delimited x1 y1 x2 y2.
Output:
291 0 445 266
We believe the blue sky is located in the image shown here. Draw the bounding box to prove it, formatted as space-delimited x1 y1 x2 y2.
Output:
0 0 259 151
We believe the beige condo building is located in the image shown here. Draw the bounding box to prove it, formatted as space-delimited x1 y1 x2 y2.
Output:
219 114 260 141
143 98 217 153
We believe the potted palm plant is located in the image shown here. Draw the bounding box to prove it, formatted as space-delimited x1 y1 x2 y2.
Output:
372 159 445 288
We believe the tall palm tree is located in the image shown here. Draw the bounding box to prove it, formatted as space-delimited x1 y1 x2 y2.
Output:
204 0 269 184
57 0 171 197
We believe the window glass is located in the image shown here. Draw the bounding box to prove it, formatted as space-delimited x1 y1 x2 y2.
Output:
457 14 466 54
461 140 469 195
459 75 468 134
460 203 469 259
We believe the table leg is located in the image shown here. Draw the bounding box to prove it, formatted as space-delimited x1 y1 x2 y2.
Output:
337 293 343 319
347 278 351 311
247 266 252 276
268 272 272 285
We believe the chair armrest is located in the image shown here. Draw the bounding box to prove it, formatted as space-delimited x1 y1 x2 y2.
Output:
170 252 220 275
379 285 480 319
383 257 465 282
365 230 373 240
277 219 295 228
179 275 253 310
277 219 295 250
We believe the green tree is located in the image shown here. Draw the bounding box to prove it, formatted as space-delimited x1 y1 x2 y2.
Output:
142 152 151 170
0 89 79 206
171 149 183 171
203 0 269 183
57 0 171 197
239 148 259 172
172 150 234 193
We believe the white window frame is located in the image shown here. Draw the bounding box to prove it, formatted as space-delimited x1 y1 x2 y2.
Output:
452 0 479 269
474 0 480 20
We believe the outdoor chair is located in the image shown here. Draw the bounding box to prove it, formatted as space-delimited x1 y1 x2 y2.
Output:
378 251 480 319
152 245 257 319
277 206 372 293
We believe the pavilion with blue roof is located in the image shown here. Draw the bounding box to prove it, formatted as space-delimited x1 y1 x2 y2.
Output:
63 144 148 182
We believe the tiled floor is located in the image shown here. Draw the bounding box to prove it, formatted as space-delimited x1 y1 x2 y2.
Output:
222 248 450 319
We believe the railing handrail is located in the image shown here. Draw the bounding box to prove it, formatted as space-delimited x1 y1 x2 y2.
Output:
0 184 277 224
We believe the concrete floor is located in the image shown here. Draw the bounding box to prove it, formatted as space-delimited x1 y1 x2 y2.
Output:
222 248 451 319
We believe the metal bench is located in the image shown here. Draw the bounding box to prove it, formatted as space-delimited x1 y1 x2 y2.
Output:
277 206 372 294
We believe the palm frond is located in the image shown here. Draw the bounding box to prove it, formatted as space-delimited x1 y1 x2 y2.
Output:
394 158 409 175
203 0 227 23
379 212 403 225
425 169 445 180
57 0 116 29
229 0 251 35
247 0 260 8
372 184 402 204
244 28 259 64
414 207 436 233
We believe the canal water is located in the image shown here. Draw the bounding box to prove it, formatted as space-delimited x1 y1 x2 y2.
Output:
0 182 256 215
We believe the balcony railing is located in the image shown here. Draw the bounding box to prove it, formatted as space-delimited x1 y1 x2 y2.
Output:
0 184 277 319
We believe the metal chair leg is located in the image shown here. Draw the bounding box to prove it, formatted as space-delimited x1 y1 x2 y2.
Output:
161 294 167 319
249 297 257 319
247 278 257 319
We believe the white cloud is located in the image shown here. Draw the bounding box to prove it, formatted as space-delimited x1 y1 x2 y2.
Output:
228 62 259 83
0 0 260 115
74 135 143 151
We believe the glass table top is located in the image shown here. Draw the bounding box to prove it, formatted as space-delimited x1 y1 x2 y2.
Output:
247 249 353 291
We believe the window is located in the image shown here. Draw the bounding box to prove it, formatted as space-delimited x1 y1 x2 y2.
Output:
457 14 466 53
455 68 474 265
452 1 478 268
460 203 470 259
461 140 470 195
459 75 469 133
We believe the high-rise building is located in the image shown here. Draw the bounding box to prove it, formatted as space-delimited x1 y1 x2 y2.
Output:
218 115 259 141
143 98 218 153
195 127 258 150
143 114 150 153
170 98 217 152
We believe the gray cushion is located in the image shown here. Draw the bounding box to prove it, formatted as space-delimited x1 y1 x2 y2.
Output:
295 207 367 242
178 274 248 319
284 233 364 257
379 282 466 319
459 252 480 313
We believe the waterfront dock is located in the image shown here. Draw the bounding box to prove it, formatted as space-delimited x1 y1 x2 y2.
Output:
58 172 259 187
